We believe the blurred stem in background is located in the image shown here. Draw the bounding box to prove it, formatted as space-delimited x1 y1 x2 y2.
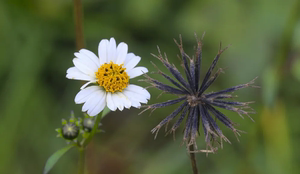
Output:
73 0 87 173
261 0 300 174
73 0 85 50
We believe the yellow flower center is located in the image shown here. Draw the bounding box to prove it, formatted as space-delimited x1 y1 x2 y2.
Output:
95 61 129 93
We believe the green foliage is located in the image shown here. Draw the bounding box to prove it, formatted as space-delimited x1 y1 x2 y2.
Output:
43 144 76 174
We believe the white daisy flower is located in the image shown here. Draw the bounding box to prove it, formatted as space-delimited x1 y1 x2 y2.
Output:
66 38 150 116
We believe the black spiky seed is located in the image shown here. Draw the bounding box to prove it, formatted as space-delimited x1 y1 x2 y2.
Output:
142 33 258 153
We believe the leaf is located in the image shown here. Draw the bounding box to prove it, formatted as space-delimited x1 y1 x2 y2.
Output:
43 144 76 174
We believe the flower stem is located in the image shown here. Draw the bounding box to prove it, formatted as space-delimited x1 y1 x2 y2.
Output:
78 147 85 174
77 112 104 174
73 0 85 50
82 111 104 147
189 145 199 174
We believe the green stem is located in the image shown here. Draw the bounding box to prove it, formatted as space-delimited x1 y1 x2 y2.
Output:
73 0 85 50
77 112 104 174
82 111 104 147
189 145 199 174
78 147 85 174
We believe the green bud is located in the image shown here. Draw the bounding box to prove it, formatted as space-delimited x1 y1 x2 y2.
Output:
62 123 79 140
83 117 102 132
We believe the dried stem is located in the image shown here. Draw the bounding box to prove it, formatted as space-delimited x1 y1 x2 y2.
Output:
189 145 199 174
73 0 86 173
73 0 85 50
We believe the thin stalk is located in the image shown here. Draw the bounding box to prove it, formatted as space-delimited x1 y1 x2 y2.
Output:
73 1 87 174
82 111 104 147
77 111 104 174
73 0 85 50
189 145 199 174
78 148 85 174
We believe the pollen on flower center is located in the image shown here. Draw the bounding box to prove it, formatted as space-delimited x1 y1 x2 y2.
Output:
95 61 129 93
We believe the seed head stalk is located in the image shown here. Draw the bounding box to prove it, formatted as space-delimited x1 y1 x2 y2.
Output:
73 0 86 173
189 144 199 174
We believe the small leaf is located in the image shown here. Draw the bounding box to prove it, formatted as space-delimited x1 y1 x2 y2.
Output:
43 144 76 174
102 107 110 118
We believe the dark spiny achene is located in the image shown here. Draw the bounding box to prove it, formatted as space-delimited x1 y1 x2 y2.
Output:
140 33 259 155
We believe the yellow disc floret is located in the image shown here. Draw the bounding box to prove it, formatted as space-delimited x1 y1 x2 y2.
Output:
95 61 129 93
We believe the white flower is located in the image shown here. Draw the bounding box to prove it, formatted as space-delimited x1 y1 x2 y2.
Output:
66 38 150 116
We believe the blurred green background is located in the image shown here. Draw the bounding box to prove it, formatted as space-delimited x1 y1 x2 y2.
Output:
1 0 300 173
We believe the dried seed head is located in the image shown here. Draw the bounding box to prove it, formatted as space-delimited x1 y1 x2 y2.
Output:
144 33 257 154
187 95 199 107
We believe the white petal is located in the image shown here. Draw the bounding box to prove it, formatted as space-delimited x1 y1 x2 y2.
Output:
127 67 148 79
126 84 150 99
124 55 141 71
79 49 100 67
80 80 97 90
82 90 105 115
112 93 124 111
66 67 95 81
98 39 109 65
130 100 141 108
124 53 135 65
74 52 98 72
107 38 117 63
122 91 143 108
106 92 117 111
122 90 148 104
117 92 132 109
116 42 128 64
122 90 142 108
75 86 101 104
87 92 106 116
73 58 97 77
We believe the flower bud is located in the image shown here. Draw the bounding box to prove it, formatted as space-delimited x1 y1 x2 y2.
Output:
83 117 101 132
62 123 79 140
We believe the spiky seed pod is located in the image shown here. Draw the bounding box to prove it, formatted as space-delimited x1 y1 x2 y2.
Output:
141 33 258 154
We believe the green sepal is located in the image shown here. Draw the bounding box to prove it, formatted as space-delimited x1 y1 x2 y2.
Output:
70 110 75 118
55 128 62 133
55 128 62 138
69 117 75 123
43 144 76 174
61 119 67 125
